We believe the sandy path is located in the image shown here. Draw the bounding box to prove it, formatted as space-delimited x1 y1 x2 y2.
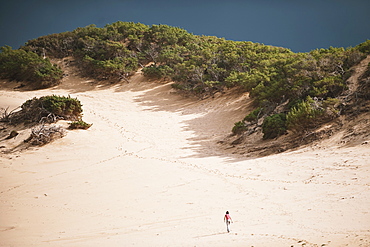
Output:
0 73 369 246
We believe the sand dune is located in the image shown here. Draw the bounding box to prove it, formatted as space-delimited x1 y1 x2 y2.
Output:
0 69 369 247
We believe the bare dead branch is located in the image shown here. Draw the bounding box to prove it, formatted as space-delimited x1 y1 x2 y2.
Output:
27 124 66 146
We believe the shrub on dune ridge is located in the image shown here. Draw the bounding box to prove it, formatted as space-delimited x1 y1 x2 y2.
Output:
0 46 63 88
22 22 367 105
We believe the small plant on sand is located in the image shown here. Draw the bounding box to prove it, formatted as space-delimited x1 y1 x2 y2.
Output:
68 120 92 130
243 107 264 123
232 121 247 135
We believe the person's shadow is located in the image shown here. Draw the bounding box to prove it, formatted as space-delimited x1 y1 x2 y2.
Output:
194 231 230 238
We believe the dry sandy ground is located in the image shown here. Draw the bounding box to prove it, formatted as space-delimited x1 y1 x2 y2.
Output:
0 70 369 247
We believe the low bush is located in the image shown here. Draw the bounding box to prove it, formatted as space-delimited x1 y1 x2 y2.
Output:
6 95 82 124
262 113 287 139
356 40 370 54
232 121 247 135
142 64 174 79
286 96 324 132
68 120 92 130
243 107 263 123
38 95 82 118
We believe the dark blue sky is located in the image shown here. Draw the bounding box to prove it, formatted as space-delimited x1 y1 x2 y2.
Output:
0 0 369 52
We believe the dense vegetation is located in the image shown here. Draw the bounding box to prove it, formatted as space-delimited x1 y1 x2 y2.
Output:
0 46 63 88
2 21 370 140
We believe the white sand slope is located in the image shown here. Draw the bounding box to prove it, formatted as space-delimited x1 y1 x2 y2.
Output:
0 70 369 247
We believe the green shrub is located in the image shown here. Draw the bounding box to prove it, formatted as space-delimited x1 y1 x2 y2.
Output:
142 64 174 79
322 97 340 117
171 83 187 91
311 75 346 98
68 120 92 130
261 113 287 139
286 96 324 132
14 95 83 124
37 95 82 118
232 121 247 135
355 40 370 54
0 46 63 88
243 107 263 122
